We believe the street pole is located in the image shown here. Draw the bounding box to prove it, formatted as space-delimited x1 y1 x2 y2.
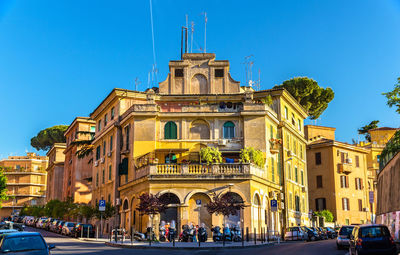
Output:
101 212 103 238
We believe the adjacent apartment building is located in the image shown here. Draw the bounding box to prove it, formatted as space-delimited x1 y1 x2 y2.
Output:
46 143 66 201
63 117 95 203
89 53 309 237
0 153 48 217
306 125 372 225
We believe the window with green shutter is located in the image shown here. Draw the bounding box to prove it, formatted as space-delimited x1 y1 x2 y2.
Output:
164 121 177 139
223 121 235 139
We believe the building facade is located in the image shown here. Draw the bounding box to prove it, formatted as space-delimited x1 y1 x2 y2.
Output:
63 117 95 203
357 127 399 219
0 153 47 217
306 125 371 225
46 143 66 201
90 53 309 236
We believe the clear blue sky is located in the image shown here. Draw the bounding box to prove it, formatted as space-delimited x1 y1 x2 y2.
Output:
1 0 400 157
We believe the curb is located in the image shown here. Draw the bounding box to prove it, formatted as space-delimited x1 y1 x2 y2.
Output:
105 241 275 250
77 238 108 244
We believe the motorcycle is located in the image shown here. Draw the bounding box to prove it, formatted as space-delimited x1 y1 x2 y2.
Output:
211 225 222 242
132 230 146 241
179 225 190 242
168 220 176 242
159 221 166 242
231 224 242 242
197 223 207 242
223 224 232 242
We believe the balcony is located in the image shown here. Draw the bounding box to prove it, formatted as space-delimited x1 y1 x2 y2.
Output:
7 182 45 186
135 163 264 179
337 163 352 174
2 167 46 175
7 190 45 197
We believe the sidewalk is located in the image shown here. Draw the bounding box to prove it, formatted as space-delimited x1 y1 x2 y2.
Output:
104 239 282 250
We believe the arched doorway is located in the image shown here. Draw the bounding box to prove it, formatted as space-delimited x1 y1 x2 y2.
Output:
222 192 244 227
191 74 208 94
188 193 212 236
122 199 129 230
159 193 180 230
253 193 262 236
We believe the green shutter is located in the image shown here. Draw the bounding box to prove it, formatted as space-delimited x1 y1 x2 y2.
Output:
165 121 177 139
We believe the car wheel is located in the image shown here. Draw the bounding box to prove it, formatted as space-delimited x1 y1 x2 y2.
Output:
311 236 316 241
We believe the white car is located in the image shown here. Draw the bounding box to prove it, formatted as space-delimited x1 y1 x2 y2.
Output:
284 226 307 241
36 218 47 228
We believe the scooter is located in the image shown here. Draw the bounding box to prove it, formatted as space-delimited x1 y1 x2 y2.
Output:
179 225 190 242
223 224 232 241
168 220 176 242
132 230 146 241
198 223 207 242
188 224 196 242
211 225 222 242
231 224 242 242
159 221 166 242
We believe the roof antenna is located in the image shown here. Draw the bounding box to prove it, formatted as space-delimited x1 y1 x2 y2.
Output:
149 0 158 86
243 55 254 87
201 12 207 53
190 21 194 53
134 77 141 91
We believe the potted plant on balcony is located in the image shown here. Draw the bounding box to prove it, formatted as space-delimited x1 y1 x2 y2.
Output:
200 147 222 165
269 138 282 154
240 147 265 168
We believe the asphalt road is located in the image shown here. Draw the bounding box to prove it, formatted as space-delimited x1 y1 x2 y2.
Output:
26 227 348 255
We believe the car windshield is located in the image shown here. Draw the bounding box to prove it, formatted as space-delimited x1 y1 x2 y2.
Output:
67 223 74 227
359 226 390 238
2 235 46 252
339 226 354 235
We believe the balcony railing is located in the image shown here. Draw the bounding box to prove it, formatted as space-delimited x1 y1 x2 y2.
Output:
337 163 352 174
135 163 266 179
7 190 45 197
2 167 46 174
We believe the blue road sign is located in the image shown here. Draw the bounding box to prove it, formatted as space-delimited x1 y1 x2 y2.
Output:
99 200 106 212
271 199 278 212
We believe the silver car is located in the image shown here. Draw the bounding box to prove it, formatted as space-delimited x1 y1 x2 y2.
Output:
336 225 355 249
61 222 76 236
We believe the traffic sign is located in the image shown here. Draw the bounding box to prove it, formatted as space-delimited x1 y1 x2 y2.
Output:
271 199 278 212
99 200 106 212
196 199 202 207
369 191 374 204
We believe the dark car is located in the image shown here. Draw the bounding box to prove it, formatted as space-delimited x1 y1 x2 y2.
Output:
337 225 355 249
301 226 319 241
325 227 337 239
349 224 396 255
0 231 55 255
309 227 322 240
316 227 328 240
72 223 95 238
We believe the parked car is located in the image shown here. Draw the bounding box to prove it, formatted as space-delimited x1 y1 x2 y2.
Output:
309 227 322 240
317 227 328 240
44 218 54 230
336 225 355 249
325 227 337 239
49 220 61 232
0 231 55 254
284 226 307 241
61 222 76 236
36 218 47 228
349 224 396 255
56 221 66 234
301 226 319 241
72 224 95 238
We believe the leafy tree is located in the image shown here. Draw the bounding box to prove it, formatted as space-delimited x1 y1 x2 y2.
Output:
382 77 400 114
200 147 222 165
240 147 265 168
0 168 9 207
358 120 379 142
274 77 334 119
206 193 246 220
314 210 334 222
44 199 66 218
136 193 167 216
31 125 69 151
79 204 95 220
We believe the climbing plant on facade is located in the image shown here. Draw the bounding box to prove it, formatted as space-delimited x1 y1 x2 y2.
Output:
240 147 265 168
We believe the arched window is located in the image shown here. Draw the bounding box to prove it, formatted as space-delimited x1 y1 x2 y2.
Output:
164 121 177 139
223 121 235 139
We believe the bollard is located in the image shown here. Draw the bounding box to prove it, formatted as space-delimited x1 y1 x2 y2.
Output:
254 228 256 245
223 232 225 247
278 236 280 244
96 226 99 240
87 226 90 239
109 226 112 242
261 228 263 243
267 228 269 243
122 230 125 244
81 225 83 238
114 226 117 243
173 235 175 247
241 228 244 247
149 229 152 247
246 227 249 242
131 226 133 245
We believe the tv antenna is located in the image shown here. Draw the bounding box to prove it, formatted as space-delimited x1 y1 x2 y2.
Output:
134 77 141 91
243 55 254 87
149 0 158 86
201 12 207 53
